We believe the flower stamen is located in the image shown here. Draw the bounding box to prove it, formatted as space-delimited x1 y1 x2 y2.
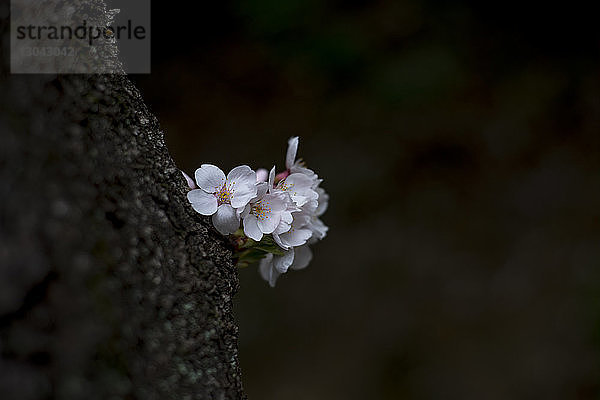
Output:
252 200 272 221
216 182 235 205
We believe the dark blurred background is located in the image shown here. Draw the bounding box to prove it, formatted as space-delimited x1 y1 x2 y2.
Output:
132 1 600 398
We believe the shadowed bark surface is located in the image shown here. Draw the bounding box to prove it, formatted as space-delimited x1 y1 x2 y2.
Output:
0 1 245 399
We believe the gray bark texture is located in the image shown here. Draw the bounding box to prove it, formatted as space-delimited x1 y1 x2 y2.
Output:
0 1 245 399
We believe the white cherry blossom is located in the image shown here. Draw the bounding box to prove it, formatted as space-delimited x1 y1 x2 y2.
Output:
185 136 328 287
274 139 330 249
307 216 328 243
306 185 329 242
315 187 329 216
259 245 313 287
266 166 300 233
241 179 291 241
187 164 257 235
275 173 318 207
273 212 313 250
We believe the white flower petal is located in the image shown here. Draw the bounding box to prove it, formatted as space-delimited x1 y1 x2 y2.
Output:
212 204 240 235
195 164 225 193
231 187 257 209
281 211 293 225
269 272 280 287
257 212 281 234
259 254 280 287
292 213 311 228
239 204 250 219
187 189 218 215
301 199 318 215
284 173 313 191
316 187 329 216
291 245 313 270
310 217 329 240
227 165 255 184
274 250 295 274
268 166 276 191
254 182 268 200
281 227 313 247
243 214 263 241
286 136 299 170
290 164 317 180
265 193 288 213
259 254 273 280
228 165 257 208
273 233 288 250
274 219 291 235
280 173 318 206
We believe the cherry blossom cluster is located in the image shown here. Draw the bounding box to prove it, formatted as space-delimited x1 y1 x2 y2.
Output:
184 137 328 286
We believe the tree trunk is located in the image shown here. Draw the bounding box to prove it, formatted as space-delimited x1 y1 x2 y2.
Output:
0 2 245 399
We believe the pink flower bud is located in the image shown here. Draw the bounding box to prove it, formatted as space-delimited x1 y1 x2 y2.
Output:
274 170 290 184
256 168 269 183
181 170 197 190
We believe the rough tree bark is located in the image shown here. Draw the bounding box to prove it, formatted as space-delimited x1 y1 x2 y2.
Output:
0 1 245 399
